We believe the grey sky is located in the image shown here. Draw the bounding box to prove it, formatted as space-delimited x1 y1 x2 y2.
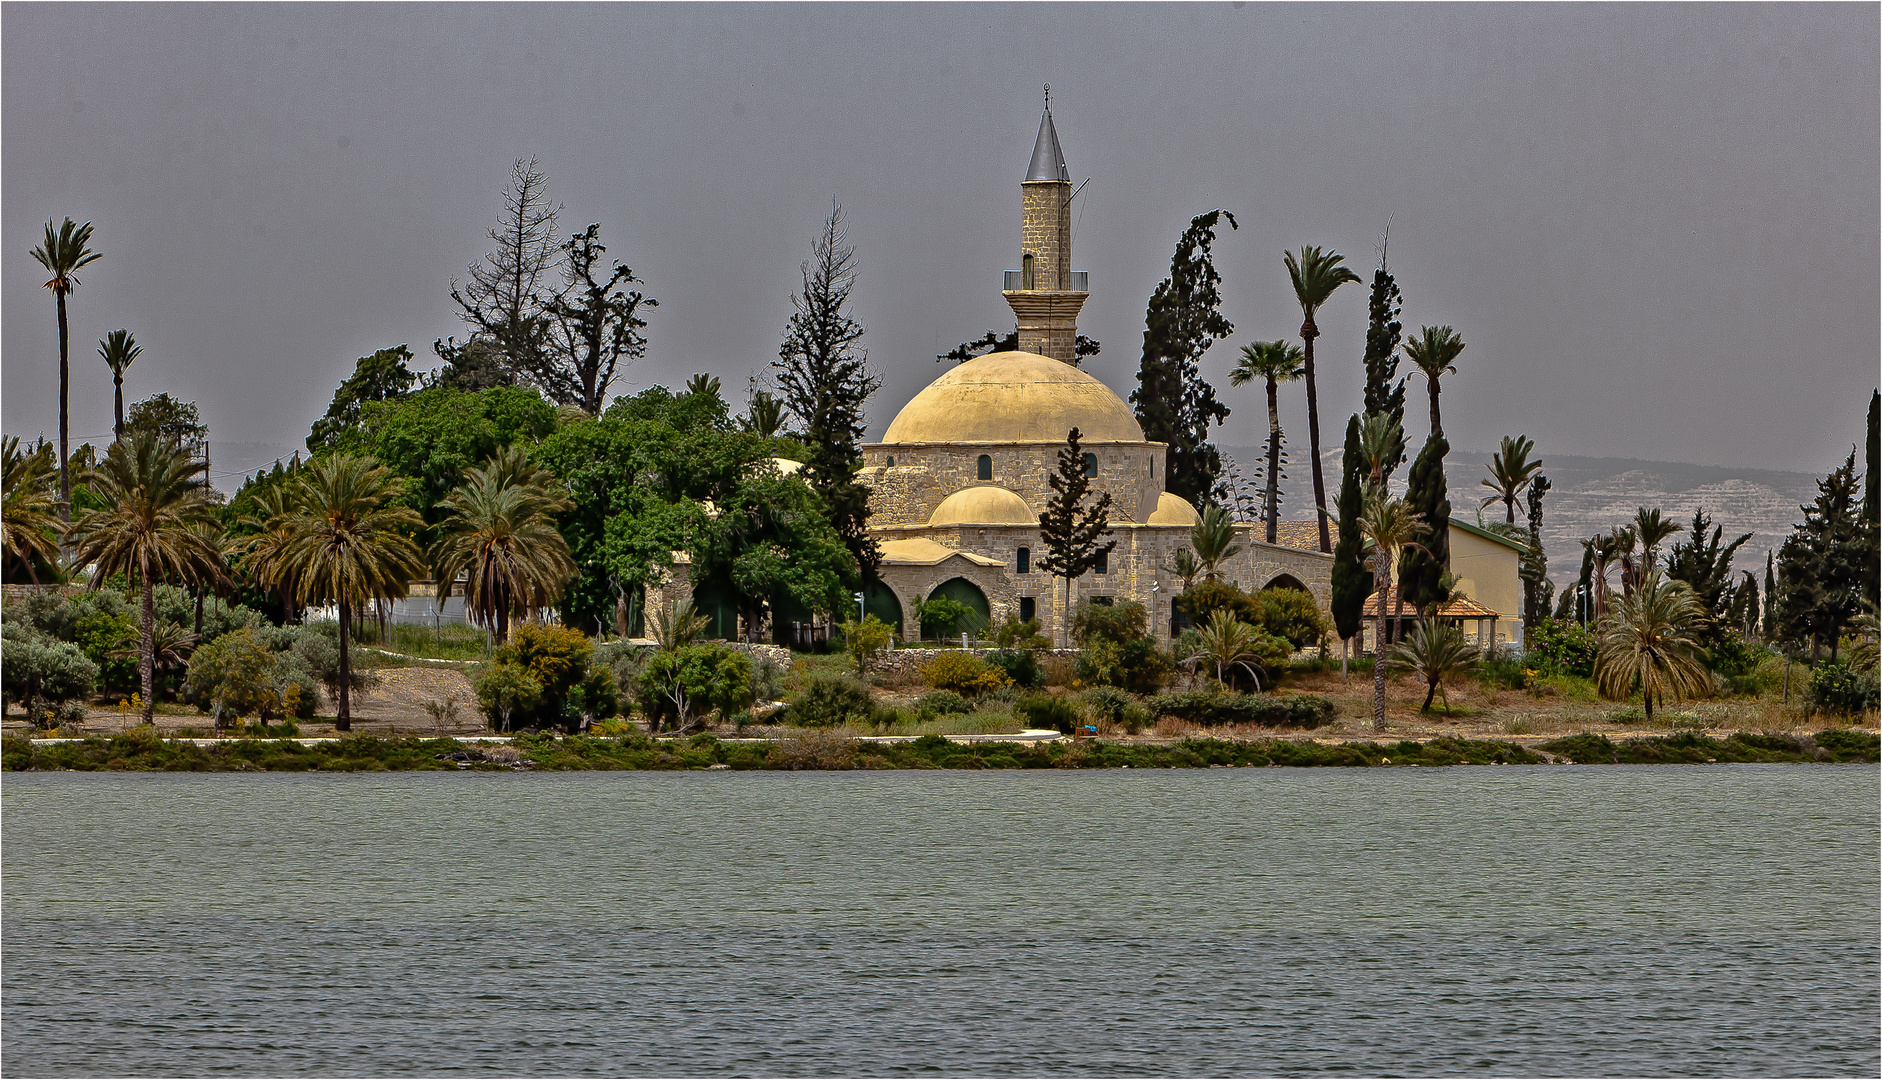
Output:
5 3 1876 484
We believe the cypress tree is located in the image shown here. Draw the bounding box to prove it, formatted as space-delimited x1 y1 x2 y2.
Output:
1763 550 1776 638
1867 388 1879 528
1361 259 1407 480
1576 542 1595 626
1398 432 1452 620
1522 474 1552 628
1131 210 1237 507
1329 414 1370 668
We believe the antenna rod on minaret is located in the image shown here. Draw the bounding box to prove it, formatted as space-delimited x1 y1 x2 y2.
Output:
1044 84 1050 112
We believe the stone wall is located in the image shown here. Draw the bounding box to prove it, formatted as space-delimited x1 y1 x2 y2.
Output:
860 440 1163 527
873 521 1333 646
865 646 1081 679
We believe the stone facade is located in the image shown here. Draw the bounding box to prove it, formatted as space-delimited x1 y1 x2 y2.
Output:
861 440 1164 526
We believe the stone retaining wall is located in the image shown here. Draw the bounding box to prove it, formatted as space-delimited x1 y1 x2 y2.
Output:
865 646 1080 678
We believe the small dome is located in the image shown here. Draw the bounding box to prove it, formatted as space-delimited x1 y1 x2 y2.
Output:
882 350 1145 444
1147 491 1201 526
768 457 805 476
928 486 1036 526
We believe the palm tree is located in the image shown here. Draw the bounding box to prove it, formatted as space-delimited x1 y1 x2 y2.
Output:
1632 507 1683 576
1479 435 1541 525
97 330 142 441
1358 484 1429 729
107 621 197 726
1229 338 1305 543
431 446 576 645
232 485 303 622
1594 572 1711 722
3 436 63 584
1190 504 1242 581
1402 325 1465 437
1160 548 1202 591
30 219 103 522
649 597 711 652
66 433 224 724
1284 246 1361 553
1181 609 1276 691
1384 617 1482 712
279 454 425 730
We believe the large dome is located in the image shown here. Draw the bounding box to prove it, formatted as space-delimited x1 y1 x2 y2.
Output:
881 350 1145 444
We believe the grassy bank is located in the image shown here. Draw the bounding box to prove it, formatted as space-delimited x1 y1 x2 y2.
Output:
5 728 1875 773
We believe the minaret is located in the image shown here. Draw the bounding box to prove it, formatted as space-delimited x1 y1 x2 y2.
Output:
1004 87 1088 364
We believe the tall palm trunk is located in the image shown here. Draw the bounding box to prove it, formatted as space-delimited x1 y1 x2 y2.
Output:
1428 381 1442 439
496 581 510 645
139 562 156 724
1300 320 1330 553
1264 374 1282 545
57 292 71 522
337 597 353 731
113 373 125 441
1371 547 1392 729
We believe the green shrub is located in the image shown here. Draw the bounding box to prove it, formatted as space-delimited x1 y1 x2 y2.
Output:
183 627 282 725
984 649 1044 688
784 673 877 728
914 690 973 721
1 624 100 723
1478 655 1527 691
1525 618 1596 676
1016 694 1081 734
73 610 137 696
1249 588 1327 651
1175 580 1260 628
1805 658 1881 716
636 643 756 731
1147 691 1336 729
1070 599 1171 693
989 612 1050 650
474 663 543 731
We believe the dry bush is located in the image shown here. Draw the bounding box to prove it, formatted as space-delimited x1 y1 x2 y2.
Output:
1040 654 1078 688
1154 716 1199 739
771 728 857 770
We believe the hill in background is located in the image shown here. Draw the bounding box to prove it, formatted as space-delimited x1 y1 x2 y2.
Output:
1218 445 1821 589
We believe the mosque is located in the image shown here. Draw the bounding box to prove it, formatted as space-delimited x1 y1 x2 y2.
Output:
852 102 1334 644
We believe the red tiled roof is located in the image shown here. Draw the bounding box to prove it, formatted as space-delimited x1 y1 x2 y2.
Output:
1360 589 1499 619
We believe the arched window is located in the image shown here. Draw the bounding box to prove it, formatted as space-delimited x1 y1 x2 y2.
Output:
977 454 992 480
1022 253 1035 290
885 455 895 468
1019 597 1036 622
1083 453 1098 478
1016 546 1030 574
1095 551 1109 575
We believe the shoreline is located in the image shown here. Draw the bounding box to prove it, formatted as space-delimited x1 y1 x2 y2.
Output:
5 728 1876 772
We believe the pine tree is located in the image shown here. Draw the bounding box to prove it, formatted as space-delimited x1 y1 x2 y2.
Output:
448 159 561 384
775 201 881 582
1665 509 1751 644
1131 210 1237 508
540 223 656 415
1329 414 1370 667
1522 474 1552 627
1037 427 1116 647
1774 452 1866 660
1398 432 1452 620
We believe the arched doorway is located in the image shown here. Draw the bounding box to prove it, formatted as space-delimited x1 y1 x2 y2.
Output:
865 579 904 638
1263 574 1309 594
924 577 990 640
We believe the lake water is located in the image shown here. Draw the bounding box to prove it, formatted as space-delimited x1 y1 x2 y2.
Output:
3 765 1877 1077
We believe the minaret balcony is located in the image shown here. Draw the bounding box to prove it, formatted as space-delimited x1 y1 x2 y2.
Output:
1003 270 1088 292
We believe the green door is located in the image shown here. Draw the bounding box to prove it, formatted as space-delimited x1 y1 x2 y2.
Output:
926 577 990 640
865 579 904 638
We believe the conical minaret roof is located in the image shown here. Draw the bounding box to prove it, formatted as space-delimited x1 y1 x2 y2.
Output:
1025 105 1068 183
